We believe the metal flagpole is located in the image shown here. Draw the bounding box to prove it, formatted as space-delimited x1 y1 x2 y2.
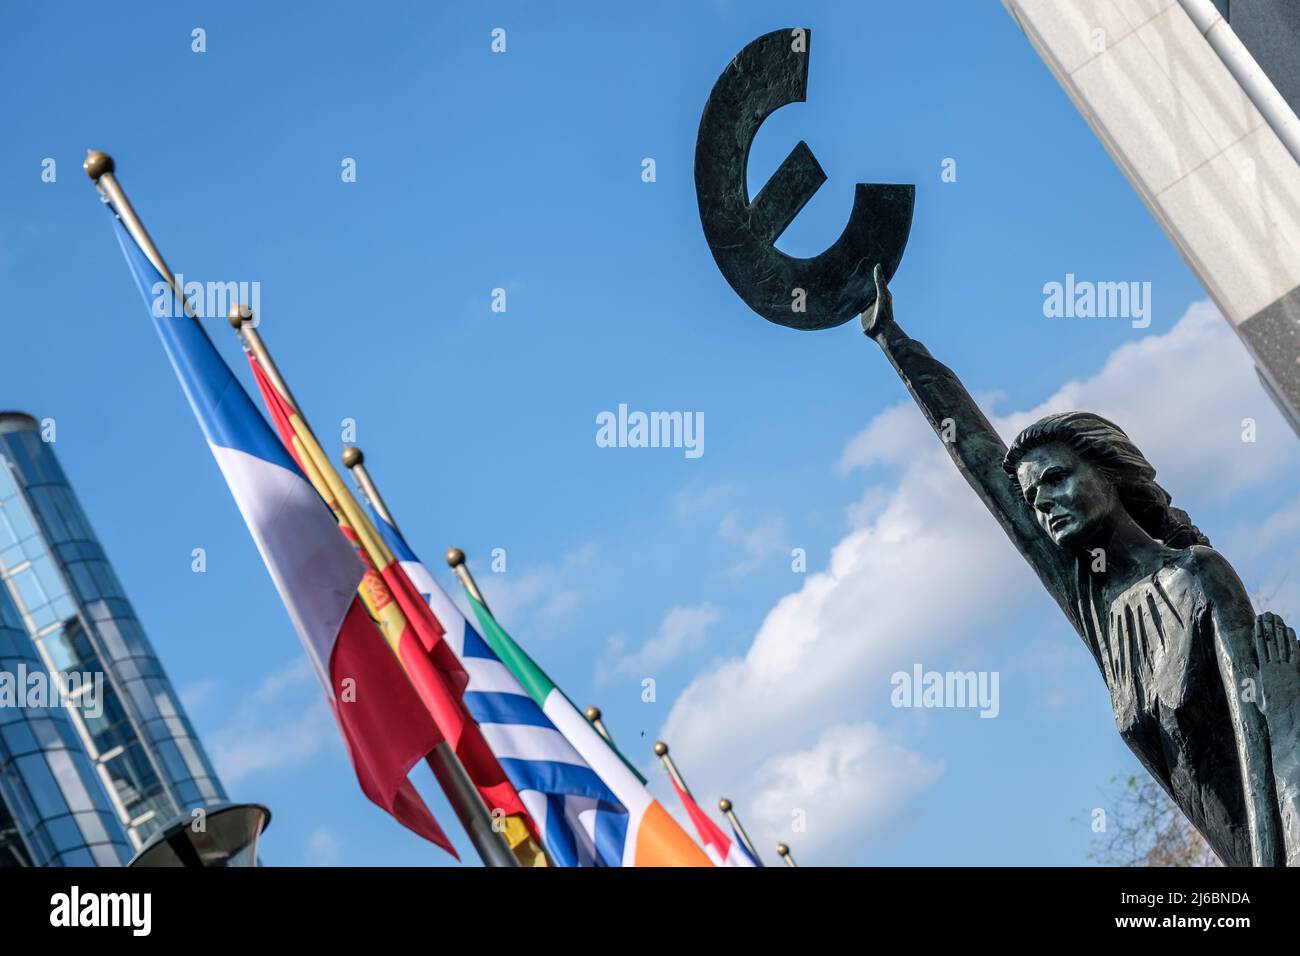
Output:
718 797 764 866
447 549 653 788
584 706 616 747
86 151 207 337
341 447 547 867
652 740 694 797
86 150 514 866
342 447 395 524
446 547 490 609
226 312 517 869
776 842 799 867
660 741 767 866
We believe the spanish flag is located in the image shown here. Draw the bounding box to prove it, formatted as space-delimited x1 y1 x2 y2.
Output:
244 351 543 862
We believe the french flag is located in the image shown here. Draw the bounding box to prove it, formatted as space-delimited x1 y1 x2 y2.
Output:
105 203 455 855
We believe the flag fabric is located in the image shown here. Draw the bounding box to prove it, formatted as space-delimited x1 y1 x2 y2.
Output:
103 202 455 855
367 505 629 866
730 822 763 867
243 354 536 841
667 778 757 867
460 589 712 867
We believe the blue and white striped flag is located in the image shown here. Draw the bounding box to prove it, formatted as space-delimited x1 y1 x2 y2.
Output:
364 504 629 867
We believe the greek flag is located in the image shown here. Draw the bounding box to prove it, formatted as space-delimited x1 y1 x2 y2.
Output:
364 505 629 867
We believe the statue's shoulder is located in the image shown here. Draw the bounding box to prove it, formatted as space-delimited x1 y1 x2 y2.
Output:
1175 544 1231 573
1166 545 1248 604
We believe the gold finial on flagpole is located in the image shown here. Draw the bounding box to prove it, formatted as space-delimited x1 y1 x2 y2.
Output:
653 739 694 797
341 446 399 530
446 547 490 610
227 305 306 416
586 706 642 778
86 150 176 297
84 150 114 181
228 303 253 328
776 842 798 867
718 797 764 866
585 705 617 746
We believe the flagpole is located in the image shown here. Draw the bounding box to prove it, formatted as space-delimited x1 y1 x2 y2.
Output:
445 547 490 609
584 706 616 747
447 549 656 792
85 152 201 328
87 151 516 867
652 740 693 797
776 842 799 867
227 309 517 869
660 742 767 866
342 447 396 526
718 797 764 865
340 447 546 867
584 706 649 783
86 151 471 861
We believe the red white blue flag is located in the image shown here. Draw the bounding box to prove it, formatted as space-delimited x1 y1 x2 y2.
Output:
103 201 455 855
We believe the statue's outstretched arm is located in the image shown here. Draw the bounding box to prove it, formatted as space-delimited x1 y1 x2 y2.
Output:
861 265 1075 622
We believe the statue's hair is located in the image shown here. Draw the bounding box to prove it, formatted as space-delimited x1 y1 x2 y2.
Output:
1003 412 1209 549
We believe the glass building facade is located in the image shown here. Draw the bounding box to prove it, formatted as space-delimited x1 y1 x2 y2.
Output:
0 412 226 863
0 586 132 865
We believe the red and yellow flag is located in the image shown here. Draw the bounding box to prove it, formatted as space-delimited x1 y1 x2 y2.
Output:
246 350 544 861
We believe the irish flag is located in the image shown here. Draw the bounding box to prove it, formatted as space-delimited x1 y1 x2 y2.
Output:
462 592 711 867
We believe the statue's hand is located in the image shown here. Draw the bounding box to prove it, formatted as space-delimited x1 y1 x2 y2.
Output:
861 263 894 339
1256 611 1299 739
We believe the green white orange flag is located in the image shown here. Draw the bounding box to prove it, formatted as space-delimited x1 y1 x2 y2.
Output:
462 590 712 867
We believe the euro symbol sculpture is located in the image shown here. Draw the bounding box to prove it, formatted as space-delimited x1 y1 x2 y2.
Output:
694 27 915 330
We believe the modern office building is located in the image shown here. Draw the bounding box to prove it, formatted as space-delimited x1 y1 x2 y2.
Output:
0 412 227 864
0 585 133 865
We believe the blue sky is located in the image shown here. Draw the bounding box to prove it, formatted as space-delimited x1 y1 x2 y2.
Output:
2 0 1297 866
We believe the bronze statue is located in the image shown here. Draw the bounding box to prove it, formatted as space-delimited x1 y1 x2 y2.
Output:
691 26 1297 866
864 264 1300 866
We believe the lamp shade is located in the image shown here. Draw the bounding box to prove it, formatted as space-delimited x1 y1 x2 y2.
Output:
128 803 270 868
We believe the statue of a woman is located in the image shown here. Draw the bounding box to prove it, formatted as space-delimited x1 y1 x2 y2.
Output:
863 265 1299 866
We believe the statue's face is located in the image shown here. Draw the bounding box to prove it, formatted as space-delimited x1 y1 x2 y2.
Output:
1015 443 1117 549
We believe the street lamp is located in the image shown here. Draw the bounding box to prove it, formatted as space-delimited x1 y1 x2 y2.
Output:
128 803 271 868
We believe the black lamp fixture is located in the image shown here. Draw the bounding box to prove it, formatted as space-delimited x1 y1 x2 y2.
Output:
128 803 270 868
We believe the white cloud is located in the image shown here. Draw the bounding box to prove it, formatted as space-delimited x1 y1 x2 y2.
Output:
467 543 597 634
671 482 736 521
598 602 720 684
661 301 1300 862
1235 493 1300 561
747 722 944 863
178 678 217 714
207 657 338 785
719 509 786 577
305 827 341 866
1232 494 1300 619
996 302 1295 503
